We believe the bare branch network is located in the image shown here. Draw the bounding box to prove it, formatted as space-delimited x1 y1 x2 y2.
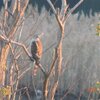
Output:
42 0 84 100
0 34 46 75
0 0 84 99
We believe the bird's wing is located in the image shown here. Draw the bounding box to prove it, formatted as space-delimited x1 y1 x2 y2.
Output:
36 39 43 58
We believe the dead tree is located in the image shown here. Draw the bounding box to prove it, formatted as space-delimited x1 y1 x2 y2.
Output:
43 0 84 100
0 0 84 100
0 0 29 99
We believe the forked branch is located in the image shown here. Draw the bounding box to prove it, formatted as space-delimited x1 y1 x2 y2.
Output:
64 0 84 22
45 0 84 100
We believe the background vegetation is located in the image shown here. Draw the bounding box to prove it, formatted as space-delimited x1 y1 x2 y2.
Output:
0 0 100 100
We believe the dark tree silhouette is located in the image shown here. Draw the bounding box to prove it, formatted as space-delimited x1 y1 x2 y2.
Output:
29 0 100 17
0 0 100 17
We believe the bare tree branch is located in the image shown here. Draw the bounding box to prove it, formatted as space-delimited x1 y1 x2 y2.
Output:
0 34 31 58
8 0 29 39
45 0 84 99
64 0 84 22
43 49 58 99
47 0 57 14
0 35 47 75
10 0 17 15
61 0 67 17
3 0 8 35
48 49 57 76
0 0 29 99
25 88 31 100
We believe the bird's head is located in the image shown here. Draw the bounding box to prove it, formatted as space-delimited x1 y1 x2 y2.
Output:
33 32 44 41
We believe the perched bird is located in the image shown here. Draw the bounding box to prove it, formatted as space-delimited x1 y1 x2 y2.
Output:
31 33 43 75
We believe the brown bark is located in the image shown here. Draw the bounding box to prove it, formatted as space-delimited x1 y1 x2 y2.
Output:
44 0 84 100
0 0 29 99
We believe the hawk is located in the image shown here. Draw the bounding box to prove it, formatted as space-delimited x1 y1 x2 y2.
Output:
31 35 43 75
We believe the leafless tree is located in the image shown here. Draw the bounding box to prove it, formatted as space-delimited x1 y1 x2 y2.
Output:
0 0 30 99
43 0 84 100
0 0 84 100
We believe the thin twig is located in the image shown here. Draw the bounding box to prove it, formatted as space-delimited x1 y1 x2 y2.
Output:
48 49 57 77
26 88 31 100
43 49 58 99
9 44 20 100
18 91 22 100
60 78 81 100
1 36 46 76
64 0 84 22
61 0 67 17
31 70 38 98
14 0 58 58
18 17 24 41
18 66 32 79
15 87 27 93
0 34 31 58
47 0 57 14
